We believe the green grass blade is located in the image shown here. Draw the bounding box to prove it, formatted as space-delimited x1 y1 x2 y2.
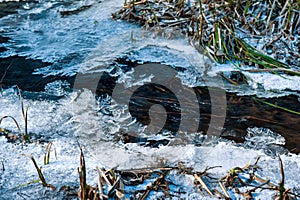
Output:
253 97 300 115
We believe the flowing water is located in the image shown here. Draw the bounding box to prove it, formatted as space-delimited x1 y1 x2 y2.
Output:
0 0 299 199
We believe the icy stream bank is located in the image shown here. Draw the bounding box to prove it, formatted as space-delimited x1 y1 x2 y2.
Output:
0 0 299 199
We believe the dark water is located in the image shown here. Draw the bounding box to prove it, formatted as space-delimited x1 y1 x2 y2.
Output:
1 52 300 153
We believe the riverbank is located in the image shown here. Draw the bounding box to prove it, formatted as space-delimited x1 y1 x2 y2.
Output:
0 0 299 199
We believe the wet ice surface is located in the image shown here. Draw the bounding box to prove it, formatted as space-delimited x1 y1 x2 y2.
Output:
0 0 300 199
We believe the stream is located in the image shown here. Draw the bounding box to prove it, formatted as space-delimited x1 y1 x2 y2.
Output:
0 0 299 199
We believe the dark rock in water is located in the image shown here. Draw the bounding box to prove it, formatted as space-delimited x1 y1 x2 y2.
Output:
129 83 181 133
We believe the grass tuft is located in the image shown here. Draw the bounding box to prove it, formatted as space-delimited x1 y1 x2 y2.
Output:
44 142 57 165
18 154 56 191
0 87 29 142
112 0 300 74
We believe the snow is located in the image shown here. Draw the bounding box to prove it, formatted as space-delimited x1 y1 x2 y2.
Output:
0 129 299 199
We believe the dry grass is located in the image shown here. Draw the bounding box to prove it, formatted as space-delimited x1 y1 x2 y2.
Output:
112 0 300 73
0 87 29 142
13 144 300 199
17 153 56 191
75 151 299 199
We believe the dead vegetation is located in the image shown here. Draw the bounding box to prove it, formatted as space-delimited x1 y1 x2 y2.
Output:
0 87 29 142
112 0 300 72
19 154 56 191
12 144 299 199
15 142 57 190
76 150 300 200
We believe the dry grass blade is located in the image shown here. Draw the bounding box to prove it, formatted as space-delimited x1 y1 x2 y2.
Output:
78 147 87 200
78 148 102 200
138 188 150 200
108 176 121 197
123 0 147 8
0 61 13 89
0 116 22 137
218 180 230 198
249 179 271 192
252 175 276 188
99 168 113 187
117 166 174 175
0 87 30 142
20 154 56 190
194 174 214 197
96 167 105 200
44 142 57 165
275 156 291 200
137 173 167 200
17 87 29 142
